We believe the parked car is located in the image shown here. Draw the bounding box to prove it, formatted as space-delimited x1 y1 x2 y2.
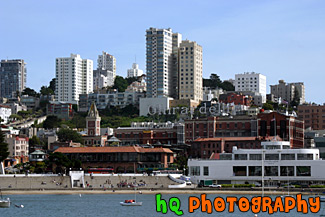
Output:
209 184 222 189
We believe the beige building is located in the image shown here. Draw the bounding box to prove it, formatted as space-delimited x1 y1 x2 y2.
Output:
178 40 203 103
270 80 305 104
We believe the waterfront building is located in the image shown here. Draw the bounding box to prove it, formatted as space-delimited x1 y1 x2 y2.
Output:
55 146 174 172
235 72 266 103
127 63 143 78
0 59 26 98
188 141 324 186
178 40 203 103
55 54 93 104
270 80 305 104
298 104 325 130
47 101 73 120
0 105 11 124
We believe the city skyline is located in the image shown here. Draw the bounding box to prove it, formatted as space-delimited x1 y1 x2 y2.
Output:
1 0 325 103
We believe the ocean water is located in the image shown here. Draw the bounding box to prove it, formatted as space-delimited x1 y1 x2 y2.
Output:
0 193 323 217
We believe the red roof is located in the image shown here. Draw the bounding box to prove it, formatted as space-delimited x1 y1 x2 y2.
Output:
54 146 173 154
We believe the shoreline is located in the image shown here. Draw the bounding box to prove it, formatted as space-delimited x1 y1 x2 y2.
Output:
1 189 321 196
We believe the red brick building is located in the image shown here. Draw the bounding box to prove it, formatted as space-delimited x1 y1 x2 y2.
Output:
189 137 263 159
257 112 304 148
114 123 183 146
219 92 252 106
184 116 257 143
298 104 325 130
55 146 174 173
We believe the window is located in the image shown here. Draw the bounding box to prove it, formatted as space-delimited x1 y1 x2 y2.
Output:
190 166 200 176
203 166 209 176
249 166 262 176
297 154 313 160
235 154 247 160
250 154 262 160
281 154 295 160
265 166 278 176
280 166 294 176
296 166 311 176
265 154 279 160
233 166 246 176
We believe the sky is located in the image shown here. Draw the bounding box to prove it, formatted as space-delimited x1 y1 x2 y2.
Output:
1 0 325 103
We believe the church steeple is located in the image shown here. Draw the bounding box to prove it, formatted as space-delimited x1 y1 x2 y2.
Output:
86 102 101 136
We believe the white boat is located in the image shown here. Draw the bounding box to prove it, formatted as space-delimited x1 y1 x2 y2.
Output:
120 188 142 206
0 190 10 208
120 200 143 206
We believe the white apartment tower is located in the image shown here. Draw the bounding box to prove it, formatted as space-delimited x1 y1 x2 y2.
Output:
55 54 93 104
97 51 116 72
178 40 203 103
146 28 174 98
235 72 266 103
127 63 143 78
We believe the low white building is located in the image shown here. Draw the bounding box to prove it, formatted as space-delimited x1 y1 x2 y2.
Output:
139 97 172 116
0 105 11 124
188 141 325 186
235 72 266 103
93 69 115 90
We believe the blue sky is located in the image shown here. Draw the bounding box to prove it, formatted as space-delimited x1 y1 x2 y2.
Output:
1 0 324 103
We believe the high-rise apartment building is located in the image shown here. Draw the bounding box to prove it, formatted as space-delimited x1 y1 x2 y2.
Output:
93 51 116 91
178 40 203 103
127 63 143 78
270 80 305 104
97 51 116 72
235 72 266 103
146 28 174 98
171 33 182 99
55 54 93 104
0 59 26 98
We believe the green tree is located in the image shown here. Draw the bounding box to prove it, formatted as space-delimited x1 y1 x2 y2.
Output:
9 114 23 121
48 152 71 174
57 128 83 143
40 86 54 95
49 78 56 93
0 130 9 162
112 76 129 92
29 136 41 150
43 115 62 129
22 87 39 97
220 81 235 91
262 102 274 110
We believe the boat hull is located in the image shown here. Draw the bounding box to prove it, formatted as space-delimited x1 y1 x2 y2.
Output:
0 200 10 208
120 202 142 206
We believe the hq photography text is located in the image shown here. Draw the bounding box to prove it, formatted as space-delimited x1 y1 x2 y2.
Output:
155 194 320 216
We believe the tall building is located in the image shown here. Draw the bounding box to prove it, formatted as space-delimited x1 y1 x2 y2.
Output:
97 51 116 72
178 40 203 103
55 54 93 104
127 63 143 78
146 28 174 98
93 51 116 91
270 80 305 104
171 33 182 99
0 59 26 98
235 72 266 103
